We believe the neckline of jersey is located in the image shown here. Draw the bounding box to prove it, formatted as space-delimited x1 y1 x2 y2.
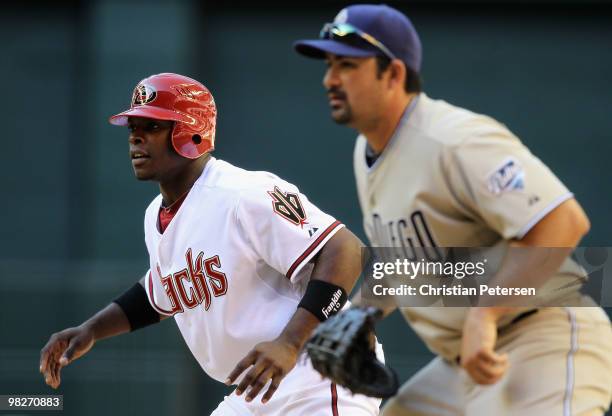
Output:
365 93 421 173
154 156 217 237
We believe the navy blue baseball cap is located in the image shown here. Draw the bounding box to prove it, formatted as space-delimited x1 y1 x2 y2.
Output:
294 4 422 73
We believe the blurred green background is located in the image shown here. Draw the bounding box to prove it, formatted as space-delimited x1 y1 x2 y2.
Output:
1 0 611 415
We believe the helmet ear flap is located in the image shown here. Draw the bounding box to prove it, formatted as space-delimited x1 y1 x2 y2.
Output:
171 123 214 159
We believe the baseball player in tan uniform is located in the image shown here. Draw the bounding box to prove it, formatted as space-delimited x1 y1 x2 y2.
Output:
295 4 612 415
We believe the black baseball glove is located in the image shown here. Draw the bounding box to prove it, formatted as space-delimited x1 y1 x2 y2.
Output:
305 306 399 398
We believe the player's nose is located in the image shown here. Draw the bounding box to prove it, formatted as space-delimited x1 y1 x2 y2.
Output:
128 132 145 145
323 67 341 90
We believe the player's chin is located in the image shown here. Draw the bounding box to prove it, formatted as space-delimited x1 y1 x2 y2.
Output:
330 108 351 125
132 166 156 181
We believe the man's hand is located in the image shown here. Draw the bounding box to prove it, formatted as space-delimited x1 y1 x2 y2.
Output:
39 301 134 389
225 338 299 404
460 308 509 385
39 325 95 389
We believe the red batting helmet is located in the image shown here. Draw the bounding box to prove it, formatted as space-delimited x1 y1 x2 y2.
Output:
109 73 217 159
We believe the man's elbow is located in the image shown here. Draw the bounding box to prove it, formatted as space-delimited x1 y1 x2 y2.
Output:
314 227 364 292
519 198 590 247
339 227 365 254
323 227 364 259
556 198 590 247
577 212 590 238
568 199 591 240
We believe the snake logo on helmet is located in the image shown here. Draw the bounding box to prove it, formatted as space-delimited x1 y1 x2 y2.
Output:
132 84 157 106
109 73 217 159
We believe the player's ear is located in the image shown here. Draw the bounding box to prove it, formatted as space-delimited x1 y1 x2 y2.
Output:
388 59 407 91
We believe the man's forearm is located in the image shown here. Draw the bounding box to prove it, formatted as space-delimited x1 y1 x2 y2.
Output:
277 308 320 351
81 302 132 341
478 244 573 307
479 198 588 308
84 276 164 341
286 228 363 343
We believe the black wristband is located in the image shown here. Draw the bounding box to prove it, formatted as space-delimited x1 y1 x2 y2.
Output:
113 283 161 331
298 279 348 322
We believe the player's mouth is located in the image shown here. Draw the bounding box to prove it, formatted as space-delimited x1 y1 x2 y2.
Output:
329 98 345 108
327 92 347 109
326 88 347 109
130 149 151 167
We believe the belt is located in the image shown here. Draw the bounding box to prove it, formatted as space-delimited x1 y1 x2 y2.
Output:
509 308 538 325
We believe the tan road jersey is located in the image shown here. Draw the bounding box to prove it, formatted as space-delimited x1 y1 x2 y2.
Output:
354 93 585 360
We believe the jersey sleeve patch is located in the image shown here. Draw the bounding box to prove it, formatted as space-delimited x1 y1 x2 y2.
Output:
237 184 341 281
486 157 525 196
267 186 308 227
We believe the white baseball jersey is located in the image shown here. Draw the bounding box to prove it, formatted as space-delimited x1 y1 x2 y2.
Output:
143 157 344 382
354 93 587 360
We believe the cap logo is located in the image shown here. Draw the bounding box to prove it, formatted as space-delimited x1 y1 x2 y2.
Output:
132 83 157 106
334 8 348 24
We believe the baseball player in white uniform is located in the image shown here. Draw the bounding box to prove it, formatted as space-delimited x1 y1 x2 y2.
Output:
39 73 381 416
295 4 612 415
